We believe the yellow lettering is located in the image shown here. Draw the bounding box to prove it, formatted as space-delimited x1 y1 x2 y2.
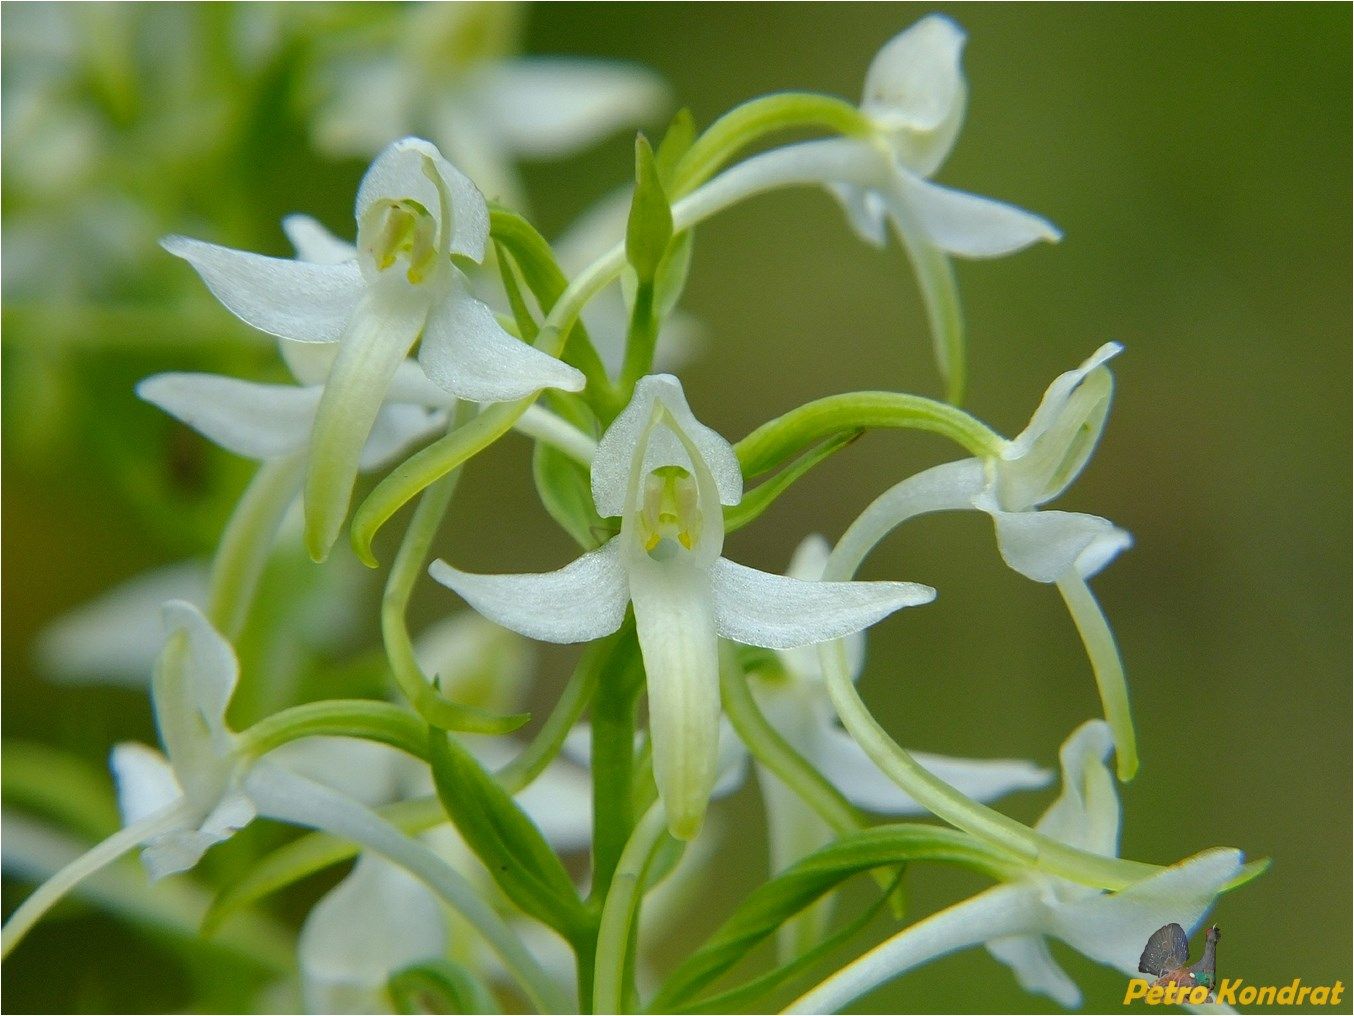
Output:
1332 982 1345 1006
1239 985 1257 1004
1256 984 1276 1005
1123 979 1150 1003
1297 986 1313 1005
1188 985 1210 1005
1310 986 1330 1005
1146 986 1164 1005
1214 978 1239 1005
1278 978 1300 1004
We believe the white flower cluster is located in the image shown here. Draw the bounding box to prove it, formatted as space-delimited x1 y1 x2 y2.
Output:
4 14 1258 1016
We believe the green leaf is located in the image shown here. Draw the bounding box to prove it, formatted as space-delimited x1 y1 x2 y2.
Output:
494 242 541 343
532 438 611 550
626 134 674 284
648 824 1017 1011
676 871 903 1014
724 429 861 534
655 108 696 187
389 958 501 1015
427 729 591 940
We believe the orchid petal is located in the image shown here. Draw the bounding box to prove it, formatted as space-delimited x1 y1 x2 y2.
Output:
1035 719 1120 858
806 722 1049 814
138 372 322 461
987 507 1131 583
299 854 446 1015
776 535 867 682
283 213 358 265
279 339 340 387
474 59 668 159
829 181 890 248
304 290 429 560
360 403 444 471
985 934 1083 1008
895 171 1062 258
36 561 207 687
139 827 231 882
386 357 456 408
593 374 743 518
429 540 629 644
110 743 182 826
862 15 967 175
266 737 411 808
419 281 584 401
1002 343 1120 507
355 137 488 262
428 96 522 209
161 235 361 342
710 718 751 801
161 600 239 755
1050 848 1243 975
710 557 934 651
629 558 721 840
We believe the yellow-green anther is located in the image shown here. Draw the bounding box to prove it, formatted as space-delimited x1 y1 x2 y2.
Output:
362 199 439 284
640 465 701 555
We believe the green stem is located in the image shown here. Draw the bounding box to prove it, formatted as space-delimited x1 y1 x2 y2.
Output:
1057 574 1138 782
671 92 873 196
237 700 430 761
495 639 605 795
735 392 1003 478
593 801 670 1015
1 801 191 959
591 622 644 900
515 404 598 465
818 637 1155 890
380 422 528 734
719 649 861 836
619 280 659 397
207 454 304 640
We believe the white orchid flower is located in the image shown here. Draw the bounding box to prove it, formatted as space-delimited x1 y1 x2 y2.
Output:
431 374 933 839
107 600 262 879
836 14 1061 396
314 3 668 208
834 15 1059 256
35 561 209 687
788 720 1243 1014
162 136 584 557
299 854 449 1015
828 342 1139 779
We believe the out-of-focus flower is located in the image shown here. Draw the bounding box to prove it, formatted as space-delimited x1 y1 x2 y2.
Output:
431 374 932 839
313 3 669 208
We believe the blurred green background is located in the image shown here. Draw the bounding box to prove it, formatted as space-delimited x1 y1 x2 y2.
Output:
3 3 1349 1013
